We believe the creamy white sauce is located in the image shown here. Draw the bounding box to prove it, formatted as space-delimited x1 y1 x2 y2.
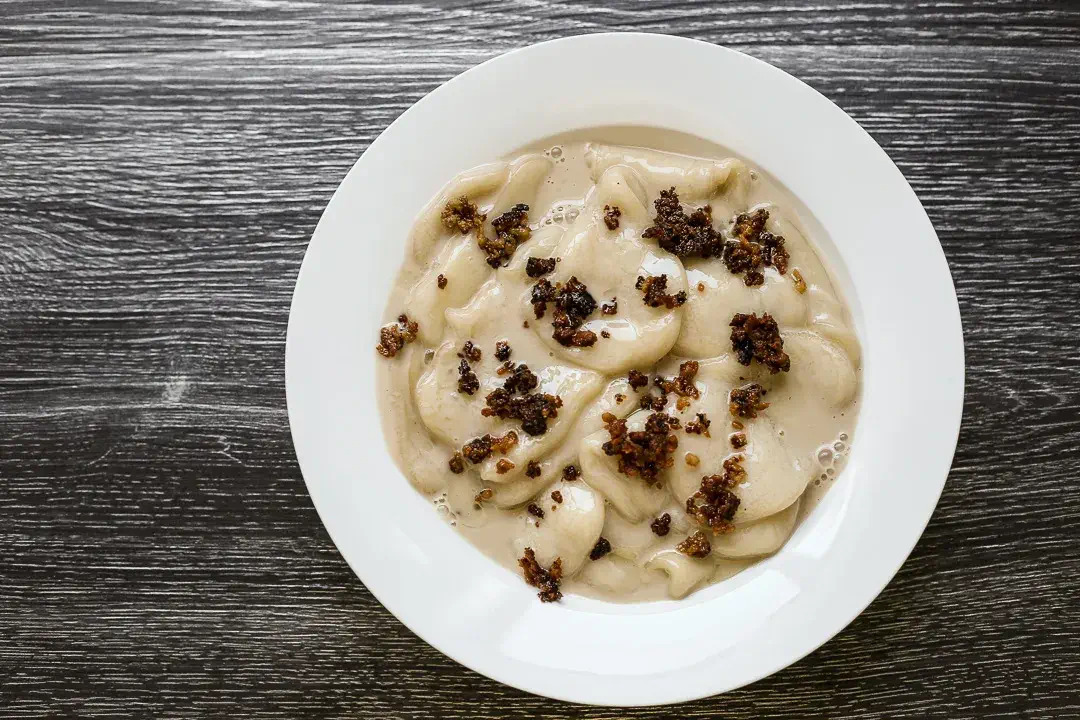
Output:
377 128 861 602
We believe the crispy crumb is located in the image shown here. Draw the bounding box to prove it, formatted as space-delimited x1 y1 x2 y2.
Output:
457 358 479 395
475 488 493 503
730 432 747 449
461 436 492 464
601 298 618 315
479 203 531 268
729 383 770 418
792 268 807 294
655 360 700 400
636 274 687 309
437 274 448 290
458 341 481 363
685 412 711 437
376 314 419 358
495 340 512 362
676 396 691 411
614 393 626 404
441 196 485 235
523 320 529 328
526 256 558 278
551 276 599 347
677 531 712 558
650 513 672 536
697 281 706 292
731 420 744 430
525 460 542 478
519 548 562 602
496 459 515 474
603 204 622 230
642 188 724 258
551 490 563 504
639 391 668 411
730 313 790 373
628 370 649 391
448 453 465 474
601 412 680 485
686 457 744 534
685 452 700 467
589 536 613 560
600 329 611 339
527 503 545 519
724 208 790 285
562 464 580 482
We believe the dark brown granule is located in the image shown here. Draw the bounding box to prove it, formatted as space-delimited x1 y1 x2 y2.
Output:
523 320 529 328
496 459 515 474
697 282 706 293
685 412 711 437
458 341 482 363
525 460 542 478
729 383 770 418
603 205 622 230
730 313 790 373
496 360 514 376
724 208 790 285
636 274 687 309
494 340 512 362
483 389 563 436
527 503 545 519
639 391 669 411
462 436 493 464
686 457 745 534
490 431 519 455
601 299 618 315
441 196 485 235
502 363 538 394
519 548 562 602
457 358 480 395
551 490 563 504
437 274 448 290
677 531 712 558
549 276 599 348
685 452 700 467
655 360 700 400
730 432 747 449
676 396 691 411
642 188 724 259
601 411 680 485
792 268 807 294
614 393 626 404
731 420 744 430
553 327 599 347
601 330 611 339
526 256 558 278
589 536 613 561
628 370 649 391
376 314 420 358
448 453 465 474
650 513 672 537
530 278 557 319
475 488 494 503
562 464 580 482
478 203 531 268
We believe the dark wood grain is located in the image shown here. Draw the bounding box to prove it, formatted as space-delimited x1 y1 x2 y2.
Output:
2 1 1080 717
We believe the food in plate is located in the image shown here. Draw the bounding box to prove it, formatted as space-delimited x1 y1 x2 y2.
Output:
376 128 860 602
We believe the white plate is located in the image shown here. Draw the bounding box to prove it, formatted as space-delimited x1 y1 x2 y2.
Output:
286 33 964 706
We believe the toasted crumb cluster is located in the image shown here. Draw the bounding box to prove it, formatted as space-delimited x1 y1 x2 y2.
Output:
724 208 789 286
527 502 545 519
686 457 745 534
589 536 612 560
614 393 626 404
460 430 518 465
526 256 558 278
603 204 622 230
651 513 672 536
601 330 611 339
551 490 563 504
441 196 485 235
525 460 542 478
457 358 479 395
636 274 687 309
655 360 700 400
496 459 515 474
642 188 723 258
685 452 700 467
437 274 448 289
562 464 581 482
475 488 493 502
601 298 618 315
376 314 419 358
448 452 464 474
684 412 711 437
677 530 712 558
483 363 562 436
628 370 649 391
792 268 807 294
458 341 482 363
730 432 747 449
639 389 668 411
519 548 562 602
729 383 770 418
501 363 538 394
601 411 680 485
494 340 512 362
730 313 790 373
479 203 531 268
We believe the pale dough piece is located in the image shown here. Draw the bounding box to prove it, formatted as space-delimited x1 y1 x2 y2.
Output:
645 549 714 599
579 409 672 523
710 498 801 558
585 143 744 202
409 161 509 261
515 478 604 576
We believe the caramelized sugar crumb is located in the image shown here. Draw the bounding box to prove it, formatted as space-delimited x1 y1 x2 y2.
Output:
519 548 562 602
376 314 419 358
448 453 465 474
441 196 485 235
526 256 558 278
589 536 612 560
650 513 672 536
628 370 649 391
603 204 622 230
730 312 790 373
601 298 618 315
685 412 711 436
480 203 531 268
730 432 748 449
614 393 626 404
636 274 687 309
457 358 480 395
792 268 807 294
686 457 745 534
685 452 700 467
601 412 680 485
494 340 512 362
724 208 790 286
527 503 545 519
729 383 770 418
677 531 712 558
437 274 447 289
551 276 599 347
525 460 542 478
655 360 700 400
496 459 515 474
551 490 563 504
642 188 724 258
475 488 494 503
458 340 482 362
461 436 493 464
562 464 581 482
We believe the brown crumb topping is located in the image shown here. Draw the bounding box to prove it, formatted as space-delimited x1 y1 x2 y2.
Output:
448 453 465 474
697 281 706 292
636 274 687 309
483 365 562 436
475 488 493 503
441 196 485 235
792 268 807 294
494 340 512 362
461 436 492 464
551 490 563 504
601 298 618 315
730 312 790 373
614 393 626 404
376 314 419 358
519 548 562 602
677 530 712 558
685 452 700 467
437 274 448 290
531 278 556 319
724 208 790 286
526 256 558 278
525 460 542 478
458 341 482 362
650 513 672 536
527 503 545 519
729 383 770 418
642 188 724 259
562 464 580 482
639 390 669 411
628 370 649 391
589 536 613 561
496 459 515 474
601 411 680 485
655 360 700 400
479 203 531 268
601 329 611 339
686 457 744 534
551 276 599 347
603 204 622 230
730 432 747 449
457 358 480 395
731 420 744 430
685 412 711 437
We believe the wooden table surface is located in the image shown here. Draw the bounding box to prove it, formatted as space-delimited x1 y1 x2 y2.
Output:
3 2 1079 717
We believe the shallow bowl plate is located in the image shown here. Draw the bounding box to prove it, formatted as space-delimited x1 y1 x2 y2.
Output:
286 33 964 706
